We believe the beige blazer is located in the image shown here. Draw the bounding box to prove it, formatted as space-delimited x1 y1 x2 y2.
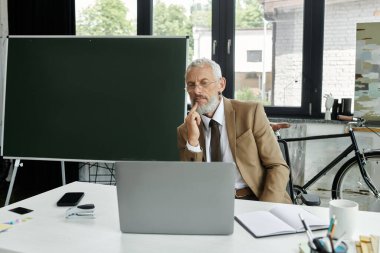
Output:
177 97 292 204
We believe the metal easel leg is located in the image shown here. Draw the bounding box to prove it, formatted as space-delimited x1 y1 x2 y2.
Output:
5 159 21 206
61 161 66 185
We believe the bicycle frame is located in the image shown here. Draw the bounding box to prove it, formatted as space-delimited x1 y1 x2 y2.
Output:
282 128 380 198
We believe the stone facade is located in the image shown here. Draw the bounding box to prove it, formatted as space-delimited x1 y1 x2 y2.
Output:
272 0 380 109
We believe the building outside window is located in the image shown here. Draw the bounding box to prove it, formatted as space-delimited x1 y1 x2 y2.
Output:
322 0 380 114
247 50 262 62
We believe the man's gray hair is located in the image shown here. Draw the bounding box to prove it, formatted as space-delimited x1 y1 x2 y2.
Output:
185 58 222 80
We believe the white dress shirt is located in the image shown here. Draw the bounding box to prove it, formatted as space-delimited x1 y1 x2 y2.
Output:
186 99 248 189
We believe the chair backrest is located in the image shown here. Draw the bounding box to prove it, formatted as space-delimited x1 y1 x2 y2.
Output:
277 139 296 204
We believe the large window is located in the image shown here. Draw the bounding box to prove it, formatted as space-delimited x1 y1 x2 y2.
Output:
322 0 380 114
74 0 330 118
234 0 304 107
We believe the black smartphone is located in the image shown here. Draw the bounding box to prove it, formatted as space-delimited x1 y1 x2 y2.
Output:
57 192 84 206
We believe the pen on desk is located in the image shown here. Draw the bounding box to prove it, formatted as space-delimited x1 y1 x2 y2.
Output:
298 213 317 249
328 234 335 253
328 220 338 253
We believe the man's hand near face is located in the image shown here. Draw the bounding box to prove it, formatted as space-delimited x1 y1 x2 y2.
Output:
185 102 201 147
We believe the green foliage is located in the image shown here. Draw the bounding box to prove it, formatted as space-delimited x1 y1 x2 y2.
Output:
76 0 135 35
236 0 264 29
190 1 212 28
153 1 195 60
235 87 270 105
236 87 256 101
153 1 191 36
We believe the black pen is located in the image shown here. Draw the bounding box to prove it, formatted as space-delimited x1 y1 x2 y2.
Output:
298 213 317 249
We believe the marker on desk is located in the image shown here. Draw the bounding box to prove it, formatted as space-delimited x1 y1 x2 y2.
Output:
327 215 336 236
330 219 338 239
298 213 317 250
328 220 338 253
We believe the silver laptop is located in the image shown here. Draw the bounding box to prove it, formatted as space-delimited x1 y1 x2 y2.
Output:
115 161 235 235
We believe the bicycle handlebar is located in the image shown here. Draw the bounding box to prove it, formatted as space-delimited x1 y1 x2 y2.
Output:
337 115 363 122
337 115 365 127
270 122 291 131
337 115 353 121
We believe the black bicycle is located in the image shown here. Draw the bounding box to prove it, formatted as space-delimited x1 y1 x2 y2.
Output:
272 116 380 211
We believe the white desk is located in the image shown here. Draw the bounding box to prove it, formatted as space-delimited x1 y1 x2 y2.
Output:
0 182 379 253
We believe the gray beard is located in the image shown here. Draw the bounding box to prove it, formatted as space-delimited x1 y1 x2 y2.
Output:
196 95 220 115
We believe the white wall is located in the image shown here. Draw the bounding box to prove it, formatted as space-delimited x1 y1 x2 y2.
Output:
192 27 211 60
0 0 8 145
234 29 273 73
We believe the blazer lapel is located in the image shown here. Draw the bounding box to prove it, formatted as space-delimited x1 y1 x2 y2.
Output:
223 97 236 160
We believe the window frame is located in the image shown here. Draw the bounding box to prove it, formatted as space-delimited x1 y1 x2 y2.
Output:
77 0 326 118
215 0 325 118
220 0 325 118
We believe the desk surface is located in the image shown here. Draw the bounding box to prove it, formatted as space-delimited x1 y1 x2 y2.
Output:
0 182 379 253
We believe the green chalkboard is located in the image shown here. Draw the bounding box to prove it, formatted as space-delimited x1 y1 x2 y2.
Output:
3 36 187 161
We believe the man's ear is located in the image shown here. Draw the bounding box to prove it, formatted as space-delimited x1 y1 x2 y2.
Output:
218 77 226 94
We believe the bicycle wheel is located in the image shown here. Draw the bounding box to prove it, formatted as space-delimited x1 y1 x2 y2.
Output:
332 151 380 211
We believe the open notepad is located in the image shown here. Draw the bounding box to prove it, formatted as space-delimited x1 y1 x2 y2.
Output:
235 204 329 238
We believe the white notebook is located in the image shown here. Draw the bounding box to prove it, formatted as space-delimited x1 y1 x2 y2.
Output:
235 204 329 238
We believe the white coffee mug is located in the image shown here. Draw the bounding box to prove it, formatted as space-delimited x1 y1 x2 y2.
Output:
329 199 359 240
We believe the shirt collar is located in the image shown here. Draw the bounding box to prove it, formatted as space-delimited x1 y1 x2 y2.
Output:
201 97 225 129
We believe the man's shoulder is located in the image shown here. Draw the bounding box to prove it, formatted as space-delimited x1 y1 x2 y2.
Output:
227 98 262 111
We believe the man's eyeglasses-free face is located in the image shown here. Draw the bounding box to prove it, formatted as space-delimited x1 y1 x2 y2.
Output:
185 80 218 92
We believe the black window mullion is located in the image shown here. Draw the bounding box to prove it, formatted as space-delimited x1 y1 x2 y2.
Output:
302 0 325 118
212 0 235 99
224 0 235 99
137 0 152 35
211 0 221 64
